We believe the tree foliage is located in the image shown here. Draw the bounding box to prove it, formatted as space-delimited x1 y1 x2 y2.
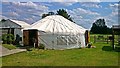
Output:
42 12 55 18
90 19 112 34
2 34 15 44
56 9 73 22
41 9 74 22
1 19 7 22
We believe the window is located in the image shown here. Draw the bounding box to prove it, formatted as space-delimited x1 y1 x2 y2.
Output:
68 36 77 45
57 36 78 45
57 36 67 45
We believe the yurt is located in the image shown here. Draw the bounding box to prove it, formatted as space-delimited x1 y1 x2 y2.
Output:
24 15 88 49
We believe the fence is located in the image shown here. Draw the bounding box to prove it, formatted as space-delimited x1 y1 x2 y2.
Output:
90 35 112 44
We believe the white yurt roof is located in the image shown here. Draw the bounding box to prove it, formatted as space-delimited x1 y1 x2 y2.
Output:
30 15 86 34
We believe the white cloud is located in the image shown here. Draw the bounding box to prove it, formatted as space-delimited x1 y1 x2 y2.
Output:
0 15 8 20
67 8 101 29
100 0 119 2
45 0 101 7
106 12 118 21
25 18 34 22
58 2 75 6
64 0 78 2
12 1 48 11
2 2 118 29
97 10 118 27
109 3 119 17
1 0 119 2
20 1 37 7
79 0 100 2
0 12 2 15
81 2 102 8
48 0 101 2
111 12 118 16
109 3 119 8
109 3 119 25
73 18 95 29
71 8 100 16
1 0 9 2
110 3 119 7
106 19 118 27
8 12 19 17
68 8 100 21
109 3 119 11
2 1 49 24
47 0 78 2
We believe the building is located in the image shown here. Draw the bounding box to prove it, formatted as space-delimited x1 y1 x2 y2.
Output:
0 19 30 43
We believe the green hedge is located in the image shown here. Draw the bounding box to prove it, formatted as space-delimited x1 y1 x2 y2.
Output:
2 34 15 44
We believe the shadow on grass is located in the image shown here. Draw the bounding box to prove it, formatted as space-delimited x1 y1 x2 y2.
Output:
102 46 113 51
115 47 120 52
102 46 120 52
15 45 29 49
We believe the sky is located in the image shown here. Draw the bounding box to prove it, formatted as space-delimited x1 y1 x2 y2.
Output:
0 0 119 29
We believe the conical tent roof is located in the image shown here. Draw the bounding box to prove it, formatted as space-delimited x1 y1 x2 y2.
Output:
30 15 86 34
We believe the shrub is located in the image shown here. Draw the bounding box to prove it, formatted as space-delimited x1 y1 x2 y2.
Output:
2 34 8 44
38 43 45 49
2 34 15 44
7 34 15 44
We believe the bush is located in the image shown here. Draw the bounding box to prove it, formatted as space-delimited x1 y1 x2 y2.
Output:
7 34 15 44
2 34 15 44
38 43 45 49
2 34 8 44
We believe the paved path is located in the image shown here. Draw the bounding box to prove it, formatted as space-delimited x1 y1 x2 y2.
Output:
0 45 26 57
0 45 9 57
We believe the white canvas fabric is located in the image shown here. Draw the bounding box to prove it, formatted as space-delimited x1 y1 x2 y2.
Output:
31 15 86 34
27 15 87 49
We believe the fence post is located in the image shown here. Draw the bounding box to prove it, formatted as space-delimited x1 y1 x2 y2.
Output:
112 31 115 50
94 35 96 43
107 35 108 44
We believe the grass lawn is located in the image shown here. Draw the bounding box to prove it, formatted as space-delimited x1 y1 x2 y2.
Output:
0 58 2 67
1 43 119 66
2 44 17 50
1 35 120 66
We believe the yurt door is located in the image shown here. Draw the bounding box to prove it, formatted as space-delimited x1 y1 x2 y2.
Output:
23 30 29 46
29 30 38 48
85 30 90 45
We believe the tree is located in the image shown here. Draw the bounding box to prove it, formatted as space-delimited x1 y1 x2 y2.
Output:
41 9 74 22
48 12 55 15
42 12 55 18
1 19 6 22
56 9 74 22
90 19 112 34
42 14 49 18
